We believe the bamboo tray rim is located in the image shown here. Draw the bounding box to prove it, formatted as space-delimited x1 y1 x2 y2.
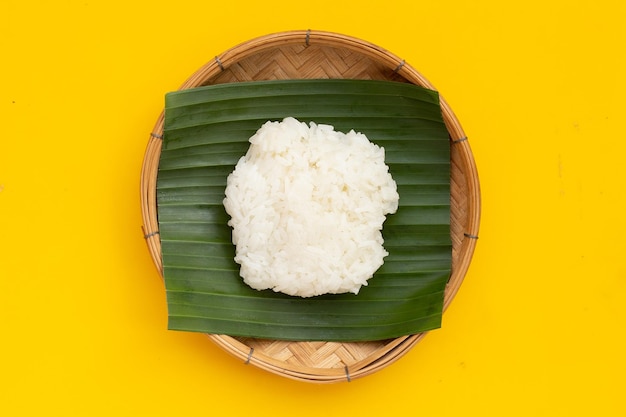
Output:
140 29 481 383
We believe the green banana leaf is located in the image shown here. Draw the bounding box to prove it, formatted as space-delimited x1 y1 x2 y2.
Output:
157 79 451 342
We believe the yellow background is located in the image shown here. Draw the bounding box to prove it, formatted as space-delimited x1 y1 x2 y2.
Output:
2 0 625 415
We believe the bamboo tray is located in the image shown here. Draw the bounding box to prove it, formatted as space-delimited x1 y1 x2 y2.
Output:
140 30 480 383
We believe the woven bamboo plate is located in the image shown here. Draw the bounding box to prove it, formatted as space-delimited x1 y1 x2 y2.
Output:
141 30 480 383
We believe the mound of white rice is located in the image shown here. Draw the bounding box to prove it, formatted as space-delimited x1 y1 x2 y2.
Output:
223 117 399 298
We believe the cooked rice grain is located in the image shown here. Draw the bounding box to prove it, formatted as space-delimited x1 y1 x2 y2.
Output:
223 117 399 297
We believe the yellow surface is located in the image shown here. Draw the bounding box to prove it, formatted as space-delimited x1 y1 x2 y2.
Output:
1 0 625 415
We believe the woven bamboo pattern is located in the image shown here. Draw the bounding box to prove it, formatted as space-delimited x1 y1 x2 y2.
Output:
140 30 481 383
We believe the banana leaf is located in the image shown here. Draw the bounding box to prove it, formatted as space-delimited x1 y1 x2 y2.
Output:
157 79 451 342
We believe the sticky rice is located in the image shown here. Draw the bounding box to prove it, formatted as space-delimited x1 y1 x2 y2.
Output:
223 117 399 297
